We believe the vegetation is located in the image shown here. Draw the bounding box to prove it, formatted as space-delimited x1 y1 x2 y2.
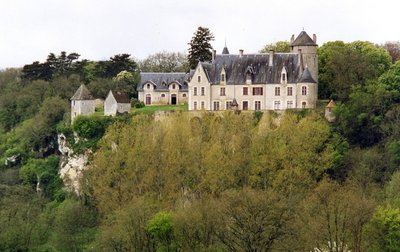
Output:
187 26 215 69
0 32 400 251
259 41 291 53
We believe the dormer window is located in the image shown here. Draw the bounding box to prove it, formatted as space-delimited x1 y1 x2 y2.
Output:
198 76 201 82
281 67 288 84
147 84 150 89
246 73 252 84
221 74 225 82
172 84 176 89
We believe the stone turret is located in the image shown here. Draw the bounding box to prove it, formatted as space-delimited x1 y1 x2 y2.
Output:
325 100 336 122
291 31 318 82
70 84 95 122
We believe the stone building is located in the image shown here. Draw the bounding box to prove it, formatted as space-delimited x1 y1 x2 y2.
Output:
104 90 131 116
189 31 318 111
70 84 95 121
325 100 336 122
137 73 190 105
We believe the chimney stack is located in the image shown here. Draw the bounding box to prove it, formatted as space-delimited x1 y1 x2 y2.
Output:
269 50 274 66
239 49 244 57
313 34 317 43
212 49 216 62
291 34 295 43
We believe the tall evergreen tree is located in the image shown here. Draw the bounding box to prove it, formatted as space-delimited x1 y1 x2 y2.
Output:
187 26 214 69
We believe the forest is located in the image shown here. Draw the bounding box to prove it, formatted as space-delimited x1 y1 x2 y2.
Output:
0 37 400 251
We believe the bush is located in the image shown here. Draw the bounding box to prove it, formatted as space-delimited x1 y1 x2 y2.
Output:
131 98 145 108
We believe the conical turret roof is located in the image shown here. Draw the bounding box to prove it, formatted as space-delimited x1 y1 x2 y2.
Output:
298 67 316 83
291 31 317 46
71 84 94 100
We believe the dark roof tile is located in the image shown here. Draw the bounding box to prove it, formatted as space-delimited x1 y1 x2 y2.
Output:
71 84 94 100
138 72 190 91
291 31 317 46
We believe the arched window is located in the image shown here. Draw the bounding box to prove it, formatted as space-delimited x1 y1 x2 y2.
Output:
302 86 307 95
147 84 150 89
302 101 307 108
198 76 201 82
182 93 187 97
161 94 166 97
172 84 176 89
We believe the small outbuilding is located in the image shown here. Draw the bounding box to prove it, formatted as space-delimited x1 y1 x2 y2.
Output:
104 90 131 116
325 100 336 122
71 84 96 121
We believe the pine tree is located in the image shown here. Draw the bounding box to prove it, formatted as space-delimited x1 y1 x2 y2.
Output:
187 26 214 69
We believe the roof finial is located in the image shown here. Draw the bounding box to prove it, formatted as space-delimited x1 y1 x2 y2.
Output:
302 27 305 31
225 38 227 47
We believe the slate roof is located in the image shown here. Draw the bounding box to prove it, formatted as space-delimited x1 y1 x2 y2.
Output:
71 84 94 100
200 53 301 84
110 91 130 103
222 46 229 54
138 72 190 91
298 67 316 83
291 31 317 46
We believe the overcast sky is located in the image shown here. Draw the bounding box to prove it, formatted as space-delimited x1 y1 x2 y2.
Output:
0 0 399 69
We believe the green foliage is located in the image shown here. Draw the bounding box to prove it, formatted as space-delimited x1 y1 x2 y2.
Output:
131 97 145 108
259 41 291 53
147 211 177 252
365 206 400 252
139 51 189 72
318 41 392 100
187 26 215 69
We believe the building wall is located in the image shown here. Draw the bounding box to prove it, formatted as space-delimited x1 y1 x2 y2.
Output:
71 100 95 121
139 83 188 105
117 103 131 114
189 63 317 111
104 93 117 116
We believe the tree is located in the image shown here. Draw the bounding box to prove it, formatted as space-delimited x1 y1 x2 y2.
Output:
318 41 391 100
381 41 400 63
139 51 189 72
259 41 291 53
187 26 214 69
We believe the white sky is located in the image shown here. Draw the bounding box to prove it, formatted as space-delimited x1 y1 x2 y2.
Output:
0 0 399 69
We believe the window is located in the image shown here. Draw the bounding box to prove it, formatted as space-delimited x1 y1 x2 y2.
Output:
287 87 293 96
172 84 176 89
243 87 248 95
198 76 201 82
226 101 232 110
201 101 205 109
193 101 197 110
147 84 150 89
255 101 261 111
282 73 286 81
221 74 225 82
274 101 281 110
213 101 220 111
246 73 252 84
194 87 197 96
242 101 249 110
182 93 187 97
220 87 226 96
73 101 75 106
201 87 205 96
252 87 263 95
302 101 307 108
287 100 293 108
161 94 166 97
302 86 307 95
275 87 280 96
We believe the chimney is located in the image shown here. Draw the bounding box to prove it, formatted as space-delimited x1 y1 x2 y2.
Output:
212 49 216 62
313 34 317 43
291 34 295 43
269 50 274 66
239 49 244 57
298 49 303 73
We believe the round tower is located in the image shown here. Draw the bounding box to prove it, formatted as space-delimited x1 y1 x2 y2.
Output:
290 31 318 83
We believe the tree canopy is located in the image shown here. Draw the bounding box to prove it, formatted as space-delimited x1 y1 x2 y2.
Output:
187 26 214 69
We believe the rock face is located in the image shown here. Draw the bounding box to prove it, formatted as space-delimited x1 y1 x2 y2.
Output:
58 134 89 194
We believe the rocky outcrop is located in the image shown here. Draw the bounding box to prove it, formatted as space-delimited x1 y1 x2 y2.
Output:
57 134 90 194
